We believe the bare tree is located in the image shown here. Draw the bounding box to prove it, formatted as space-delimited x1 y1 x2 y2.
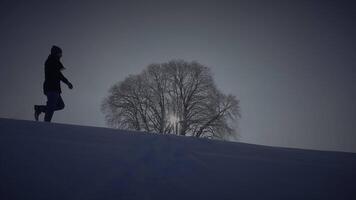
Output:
102 60 240 140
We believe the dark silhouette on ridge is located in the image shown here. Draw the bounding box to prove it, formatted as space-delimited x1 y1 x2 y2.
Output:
102 60 240 139
34 45 73 122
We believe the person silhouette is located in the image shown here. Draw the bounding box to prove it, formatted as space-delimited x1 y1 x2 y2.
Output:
34 45 73 122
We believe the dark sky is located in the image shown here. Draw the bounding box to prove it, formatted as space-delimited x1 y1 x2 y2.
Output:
0 0 355 152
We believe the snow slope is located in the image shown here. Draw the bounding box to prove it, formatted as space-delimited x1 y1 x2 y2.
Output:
0 118 355 200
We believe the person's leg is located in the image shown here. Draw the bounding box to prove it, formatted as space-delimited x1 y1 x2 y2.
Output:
54 95 65 111
44 92 60 122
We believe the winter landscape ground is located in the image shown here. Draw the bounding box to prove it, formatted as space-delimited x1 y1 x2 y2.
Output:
0 118 355 199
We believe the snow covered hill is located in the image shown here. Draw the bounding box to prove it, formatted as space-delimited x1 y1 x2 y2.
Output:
0 118 355 200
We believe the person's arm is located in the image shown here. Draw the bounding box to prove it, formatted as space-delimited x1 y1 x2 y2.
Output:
59 71 73 89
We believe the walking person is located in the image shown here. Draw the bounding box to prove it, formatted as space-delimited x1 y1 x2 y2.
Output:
34 45 73 122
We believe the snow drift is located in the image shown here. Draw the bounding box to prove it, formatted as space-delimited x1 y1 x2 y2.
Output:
0 118 355 200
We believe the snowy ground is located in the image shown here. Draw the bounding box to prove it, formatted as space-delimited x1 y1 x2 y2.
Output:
0 118 355 200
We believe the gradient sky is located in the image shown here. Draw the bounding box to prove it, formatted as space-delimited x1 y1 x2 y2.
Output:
0 0 355 152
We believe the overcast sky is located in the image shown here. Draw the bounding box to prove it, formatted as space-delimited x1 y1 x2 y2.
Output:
0 0 355 152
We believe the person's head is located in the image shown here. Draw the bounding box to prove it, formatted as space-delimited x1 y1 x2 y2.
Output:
50 45 62 59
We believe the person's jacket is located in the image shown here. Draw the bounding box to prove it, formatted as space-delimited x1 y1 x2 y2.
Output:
43 54 69 94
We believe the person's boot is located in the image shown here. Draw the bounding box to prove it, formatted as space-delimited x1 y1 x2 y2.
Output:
34 105 41 121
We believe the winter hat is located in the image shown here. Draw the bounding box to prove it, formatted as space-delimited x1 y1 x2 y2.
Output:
51 45 62 55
